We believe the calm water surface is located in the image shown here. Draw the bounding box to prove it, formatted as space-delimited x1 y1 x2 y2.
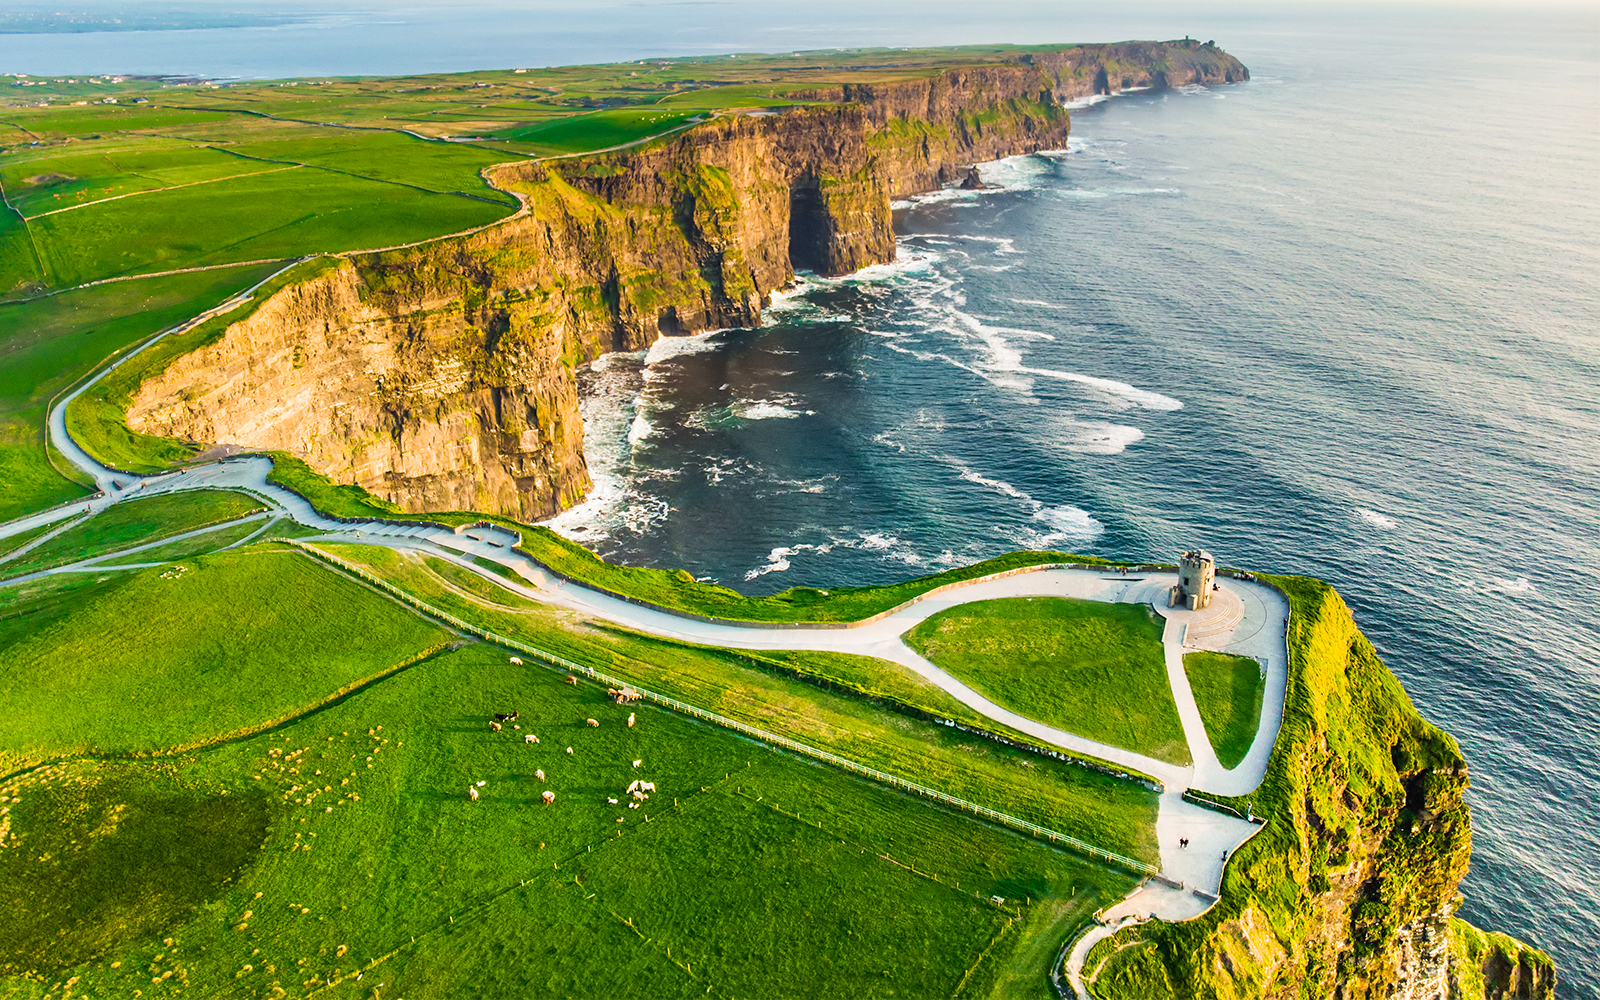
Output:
8 3 1597 994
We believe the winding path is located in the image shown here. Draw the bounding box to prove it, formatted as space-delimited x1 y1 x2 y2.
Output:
3 327 1292 997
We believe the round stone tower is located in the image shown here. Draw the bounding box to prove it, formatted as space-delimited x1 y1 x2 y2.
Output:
1170 550 1217 610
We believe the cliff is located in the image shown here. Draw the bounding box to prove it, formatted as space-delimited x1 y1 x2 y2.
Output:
126 61 1082 519
1081 575 1554 1000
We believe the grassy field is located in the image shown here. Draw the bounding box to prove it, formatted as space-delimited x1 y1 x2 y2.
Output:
313 543 1161 861
0 641 1135 997
0 489 264 578
905 597 1190 765
1182 650 1266 770
0 262 282 520
0 544 451 772
95 515 273 565
495 108 704 154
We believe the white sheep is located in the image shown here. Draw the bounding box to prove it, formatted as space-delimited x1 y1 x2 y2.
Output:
607 797 618 805
632 759 642 768
524 735 537 744
586 718 599 728
627 712 635 728
476 781 486 787
641 782 656 793
626 780 640 794
468 787 478 801
535 769 545 782
542 790 555 804
509 656 523 665
565 747 574 755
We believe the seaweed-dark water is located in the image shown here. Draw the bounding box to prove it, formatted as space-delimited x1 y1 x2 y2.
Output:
551 17 1600 993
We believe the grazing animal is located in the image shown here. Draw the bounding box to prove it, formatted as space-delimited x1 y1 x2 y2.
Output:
586 718 599 728
607 797 618 805
564 676 578 686
626 780 640 794
468 787 478 801
641 782 656 793
524 735 536 744
509 656 523 665
632 760 642 768
535 769 545 782
631 790 647 801
476 781 486 787
627 713 636 728
542 790 555 804
495 711 519 722
565 747 574 755
616 817 624 824
488 721 502 732
629 802 638 809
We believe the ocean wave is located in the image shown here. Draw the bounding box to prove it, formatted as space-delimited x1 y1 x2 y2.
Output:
732 400 813 420
1355 508 1399 530
1053 418 1146 455
1018 365 1183 410
645 329 727 365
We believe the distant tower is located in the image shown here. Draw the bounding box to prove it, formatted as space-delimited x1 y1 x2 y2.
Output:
1170 550 1216 610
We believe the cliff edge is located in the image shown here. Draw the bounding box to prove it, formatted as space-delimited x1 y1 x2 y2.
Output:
123 41 1245 520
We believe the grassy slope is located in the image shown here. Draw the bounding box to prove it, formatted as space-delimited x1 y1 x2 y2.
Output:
1182 650 1266 770
94 516 270 565
0 643 1134 998
0 545 450 772
1084 575 1554 999
0 262 282 520
315 543 1160 862
906 597 1190 766
0 489 263 577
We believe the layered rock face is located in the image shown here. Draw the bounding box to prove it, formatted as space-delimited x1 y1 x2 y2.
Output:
128 42 1246 521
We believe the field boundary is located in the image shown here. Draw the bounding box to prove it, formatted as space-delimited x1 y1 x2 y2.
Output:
286 539 1160 877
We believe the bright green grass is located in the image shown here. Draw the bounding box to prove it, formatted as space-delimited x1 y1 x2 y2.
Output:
223 128 518 202
496 108 703 154
1182 651 1266 770
0 521 54 561
0 545 451 772
0 489 264 578
30 165 510 287
0 643 1134 995
0 262 280 519
95 515 272 565
0 191 41 294
0 137 268 219
316 543 1160 861
905 597 1191 766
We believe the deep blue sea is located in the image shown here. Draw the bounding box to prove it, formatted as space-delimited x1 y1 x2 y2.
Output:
8 3 1597 994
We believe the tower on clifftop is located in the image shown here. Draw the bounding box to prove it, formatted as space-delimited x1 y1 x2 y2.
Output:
1170 550 1216 610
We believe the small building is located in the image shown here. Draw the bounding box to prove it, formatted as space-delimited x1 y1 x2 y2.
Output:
1170 550 1216 610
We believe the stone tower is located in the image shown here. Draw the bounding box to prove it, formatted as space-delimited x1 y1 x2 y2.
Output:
1170 550 1217 610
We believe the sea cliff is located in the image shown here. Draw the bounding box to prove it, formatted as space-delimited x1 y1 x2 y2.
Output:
125 41 1245 520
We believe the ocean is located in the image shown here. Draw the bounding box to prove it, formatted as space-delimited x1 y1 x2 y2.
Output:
8 2 1597 993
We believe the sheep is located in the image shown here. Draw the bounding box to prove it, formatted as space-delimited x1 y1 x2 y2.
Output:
607 797 619 805
616 817 624 824
542 790 555 804
626 780 640 794
631 790 647 801
495 711 519 722
565 747 574 755
476 781 486 787
488 721 502 732
535 769 546 782
629 802 638 809
468 787 478 801
524 735 537 744
627 712 636 728
509 656 523 665
641 782 656 793
631 759 642 768
564 676 578 686
586 718 599 728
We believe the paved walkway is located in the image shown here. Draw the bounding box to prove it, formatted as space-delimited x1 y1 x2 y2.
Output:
9 342 1292 992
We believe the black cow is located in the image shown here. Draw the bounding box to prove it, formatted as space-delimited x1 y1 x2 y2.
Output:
495 711 519 722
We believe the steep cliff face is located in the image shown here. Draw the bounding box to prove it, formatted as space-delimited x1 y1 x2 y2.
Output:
128 68 1073 519
1084 576 1554 1000
126 42 1242 521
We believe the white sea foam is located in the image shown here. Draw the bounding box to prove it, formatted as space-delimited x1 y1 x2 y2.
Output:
1053 418 1146 455
1356 508 1399 530
645 329 726 365
732 401 812 420
1018 365 1183 411
1032 504 1103 540
1486 577 1538 597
